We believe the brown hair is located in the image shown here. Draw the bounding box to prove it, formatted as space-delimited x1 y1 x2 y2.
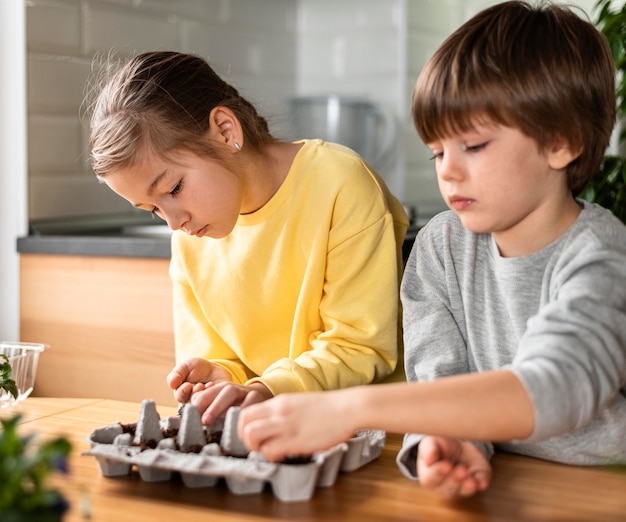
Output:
412 1 616 196
88 51 276 177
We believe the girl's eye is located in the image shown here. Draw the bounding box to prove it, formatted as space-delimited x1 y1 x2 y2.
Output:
169 180 183 197
151 207 160 219
429 151 443 161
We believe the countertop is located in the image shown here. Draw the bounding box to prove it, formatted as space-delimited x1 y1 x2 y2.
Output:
17 232 172 258
17 212 174 259
4 397 626 522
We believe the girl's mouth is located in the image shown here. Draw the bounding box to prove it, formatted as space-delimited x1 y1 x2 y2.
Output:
193 225 208 238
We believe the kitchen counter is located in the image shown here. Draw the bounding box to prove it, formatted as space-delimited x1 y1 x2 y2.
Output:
16 212 173 258
17 233 172 258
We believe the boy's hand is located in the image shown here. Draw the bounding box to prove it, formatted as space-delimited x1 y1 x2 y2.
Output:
238 392 355 461
166 357 232 403
417 436 491 499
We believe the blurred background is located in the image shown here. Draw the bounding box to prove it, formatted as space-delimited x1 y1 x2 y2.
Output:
0 0 597 341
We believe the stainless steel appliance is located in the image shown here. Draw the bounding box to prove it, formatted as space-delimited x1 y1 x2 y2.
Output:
288 95 395 170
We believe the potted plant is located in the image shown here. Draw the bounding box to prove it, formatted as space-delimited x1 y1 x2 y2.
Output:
581 0 626 224
0 354 72 522
1 353 18 401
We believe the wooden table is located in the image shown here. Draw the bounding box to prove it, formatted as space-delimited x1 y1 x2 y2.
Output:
2 398 625 521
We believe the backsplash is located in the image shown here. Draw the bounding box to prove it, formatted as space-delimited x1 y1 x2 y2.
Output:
26 0 595 222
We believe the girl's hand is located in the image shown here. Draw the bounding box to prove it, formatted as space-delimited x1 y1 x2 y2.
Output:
166 357 232 404
238 391 356 461
417 436 492 499
190 381 273 425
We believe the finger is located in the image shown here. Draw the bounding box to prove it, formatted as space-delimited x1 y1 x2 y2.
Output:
239 416 282 454
201 384 248 424
240 389 268 408
471 470 491 492
166 363 190 390
436 480 464 500
417 459 454 490
438 464 473 499
419 437 444 467
193 382 210 394
237 401 271 441
189 385 223 421
257 437 291 462
174 382 194 404
250 422 315 462
430 467 468 499
457 476 480 498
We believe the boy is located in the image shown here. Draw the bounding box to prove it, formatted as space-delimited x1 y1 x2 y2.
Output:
237 0 626 498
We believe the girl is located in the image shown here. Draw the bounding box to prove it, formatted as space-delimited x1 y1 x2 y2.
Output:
88 51 408 425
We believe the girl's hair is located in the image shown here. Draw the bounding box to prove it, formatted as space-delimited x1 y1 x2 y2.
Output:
412 0 616 196
88 51 275 177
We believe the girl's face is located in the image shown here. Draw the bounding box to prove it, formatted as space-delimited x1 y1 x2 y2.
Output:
104 149 243 239
427 121 579 256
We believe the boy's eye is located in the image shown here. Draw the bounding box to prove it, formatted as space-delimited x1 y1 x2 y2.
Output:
151 207 160 218
465 142 487 152
429 151 443 161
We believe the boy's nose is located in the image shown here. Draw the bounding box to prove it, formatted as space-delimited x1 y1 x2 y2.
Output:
437 153 464 182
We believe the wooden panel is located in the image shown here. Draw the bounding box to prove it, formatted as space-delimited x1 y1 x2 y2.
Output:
20 254 177 406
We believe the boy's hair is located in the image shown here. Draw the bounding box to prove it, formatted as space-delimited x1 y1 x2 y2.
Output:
412 0 616 196
88 51 275 177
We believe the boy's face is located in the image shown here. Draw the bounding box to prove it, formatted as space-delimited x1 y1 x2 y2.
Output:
426 121 579 256
103 149 243 239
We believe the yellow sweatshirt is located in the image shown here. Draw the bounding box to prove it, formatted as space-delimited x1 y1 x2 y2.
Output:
170 139 408 395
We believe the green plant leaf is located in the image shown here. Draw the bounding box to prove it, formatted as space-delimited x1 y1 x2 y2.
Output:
585 0 626 225
0 413 72 516
0 353 19 400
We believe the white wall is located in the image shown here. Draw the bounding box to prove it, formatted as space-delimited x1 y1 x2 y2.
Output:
26 0 298 221
0 0 606 340
295 0 408 196
0 0 27 341
23 0 603 223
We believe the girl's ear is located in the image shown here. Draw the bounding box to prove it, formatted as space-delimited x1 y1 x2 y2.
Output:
548 137 582 171
208 106 243 152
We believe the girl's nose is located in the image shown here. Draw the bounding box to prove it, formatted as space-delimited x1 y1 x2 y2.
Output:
161 207 187 232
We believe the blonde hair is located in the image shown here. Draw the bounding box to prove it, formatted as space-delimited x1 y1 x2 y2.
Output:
88 51 276 177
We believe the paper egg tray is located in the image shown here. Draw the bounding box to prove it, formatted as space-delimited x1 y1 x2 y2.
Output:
83 400 385 502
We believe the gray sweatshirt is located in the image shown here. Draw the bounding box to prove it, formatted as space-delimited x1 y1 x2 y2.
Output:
397 201 626 479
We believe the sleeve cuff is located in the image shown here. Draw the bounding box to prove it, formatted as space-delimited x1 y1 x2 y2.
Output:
396 433 423 480
395 434 496 481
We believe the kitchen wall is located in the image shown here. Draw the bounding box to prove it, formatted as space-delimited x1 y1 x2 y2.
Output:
0 0 598 340
26 0 416 221
26 0 298 220
26 0 597 223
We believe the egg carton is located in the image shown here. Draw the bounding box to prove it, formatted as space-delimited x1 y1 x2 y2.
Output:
83 399 385 502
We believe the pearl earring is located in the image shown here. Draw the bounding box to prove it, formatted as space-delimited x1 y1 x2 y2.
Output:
234 142 242 152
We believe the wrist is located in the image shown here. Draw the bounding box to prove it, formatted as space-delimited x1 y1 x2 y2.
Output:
337 386 370 434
